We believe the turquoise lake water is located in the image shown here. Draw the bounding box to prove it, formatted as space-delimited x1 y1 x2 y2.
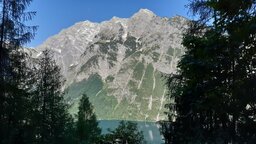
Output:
99 120 164 144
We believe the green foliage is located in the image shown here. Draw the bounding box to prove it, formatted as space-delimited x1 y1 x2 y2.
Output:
117 63 165 121
93 39 121 68
66 74 104 102
66 63 166 121
167 47 174 55
31 50 73 144
133 62 145 80
124 35 138 58
65 74 119 120
105 75 115 82
102 121 146 144
0 0 37 143
137 64 154 110
75 94 101 144
162 0 256 143
100 120 164 144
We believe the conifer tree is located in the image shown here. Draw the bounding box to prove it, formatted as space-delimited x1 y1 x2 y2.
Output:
162 0 256 143
31 49 73 144
75 93 101 144
103 121 146 144
0 0 36 143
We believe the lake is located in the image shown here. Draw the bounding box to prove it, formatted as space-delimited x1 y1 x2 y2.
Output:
99 120 164 144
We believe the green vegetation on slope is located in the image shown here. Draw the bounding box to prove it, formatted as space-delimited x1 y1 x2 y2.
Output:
65 74 118 119
65 63 167 121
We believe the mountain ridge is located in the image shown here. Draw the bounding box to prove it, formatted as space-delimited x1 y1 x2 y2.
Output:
27 9 189 121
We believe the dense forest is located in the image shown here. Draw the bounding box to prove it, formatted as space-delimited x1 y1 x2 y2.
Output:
1 0 256 144
0 0 145 144
160 0 256 143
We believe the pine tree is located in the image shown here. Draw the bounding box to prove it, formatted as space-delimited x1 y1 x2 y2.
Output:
75 94 101 144
0 0 36 143
31 49 73 144
161 0 256 143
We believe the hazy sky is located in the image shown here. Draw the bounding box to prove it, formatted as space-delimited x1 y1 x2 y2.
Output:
27 0 191 47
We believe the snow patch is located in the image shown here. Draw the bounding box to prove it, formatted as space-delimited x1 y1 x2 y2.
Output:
152 68 156 90
36 52 42 57
156 89 166 121
148 95 153 110
55 49 61 53
138 68 146 89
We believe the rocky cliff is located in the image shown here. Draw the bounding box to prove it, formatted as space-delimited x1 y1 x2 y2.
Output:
28 9 189 121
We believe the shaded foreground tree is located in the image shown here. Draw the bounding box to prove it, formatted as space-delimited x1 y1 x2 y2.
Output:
103 121 146 144
161 0 256 143
75 93 101 144
0 0 37 143
31 50 73 144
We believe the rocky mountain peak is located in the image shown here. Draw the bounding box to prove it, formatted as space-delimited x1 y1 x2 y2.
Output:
133 9 156 18
28 9 190 122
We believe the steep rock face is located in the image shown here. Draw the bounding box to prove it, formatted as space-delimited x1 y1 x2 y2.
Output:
29 9 189 121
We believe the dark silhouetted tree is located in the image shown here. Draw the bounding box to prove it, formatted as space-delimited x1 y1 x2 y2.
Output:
103 121 146 144
75 93 101 144
31 50 73 144
0 0 36 143
161 0 256 143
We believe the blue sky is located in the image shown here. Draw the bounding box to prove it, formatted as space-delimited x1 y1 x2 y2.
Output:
27 0 191 47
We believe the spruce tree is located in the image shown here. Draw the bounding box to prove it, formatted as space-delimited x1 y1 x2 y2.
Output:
0 0 36 143
75 93 101 144
31 49 73 144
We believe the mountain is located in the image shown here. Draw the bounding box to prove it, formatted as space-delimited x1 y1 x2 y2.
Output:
27 9 189 121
